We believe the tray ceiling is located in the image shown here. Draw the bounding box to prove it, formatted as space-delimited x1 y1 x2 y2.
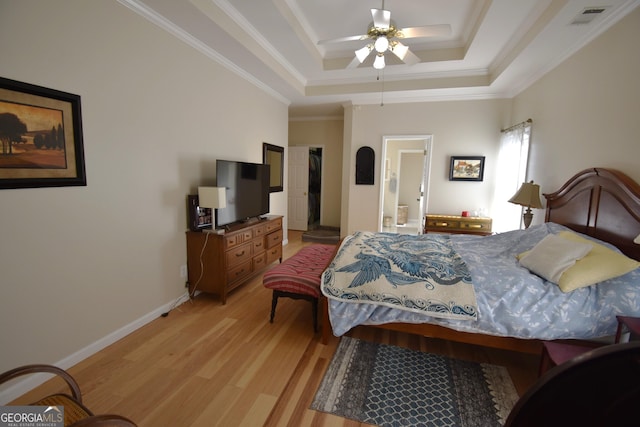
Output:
122 0 639 118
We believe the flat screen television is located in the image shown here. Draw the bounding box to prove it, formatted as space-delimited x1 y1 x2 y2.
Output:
216 159 270 227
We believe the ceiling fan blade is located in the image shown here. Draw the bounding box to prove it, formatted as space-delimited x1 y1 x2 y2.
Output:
318 34 368 45
371 8 391 29
397 24 451 39
347 56 363 69
400 48 420 66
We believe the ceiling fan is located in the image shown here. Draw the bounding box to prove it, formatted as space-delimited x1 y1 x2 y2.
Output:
318 1 451 70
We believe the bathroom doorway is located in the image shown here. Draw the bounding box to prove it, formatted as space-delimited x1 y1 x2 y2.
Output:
379 135 433 234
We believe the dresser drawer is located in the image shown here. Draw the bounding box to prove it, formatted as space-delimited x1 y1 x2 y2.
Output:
460 220 491 232
266 229 283 248
226 242 252 266
425 218 461 230
253 252 267 270
227 260 251 283
252 237 265 254
253 224 266 238
266 244 282 264
265 218 282 233
224 233 242 249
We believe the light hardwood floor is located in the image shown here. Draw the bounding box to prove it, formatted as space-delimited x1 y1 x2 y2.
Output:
13 231 539 426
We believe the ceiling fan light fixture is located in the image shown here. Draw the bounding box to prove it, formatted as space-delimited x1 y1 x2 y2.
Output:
373 54 385 70
355 44 372 63
390 41 408 60
374 36 389 53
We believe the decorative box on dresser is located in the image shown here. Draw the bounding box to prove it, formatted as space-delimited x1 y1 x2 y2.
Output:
424 214 492 236
186 215 283 304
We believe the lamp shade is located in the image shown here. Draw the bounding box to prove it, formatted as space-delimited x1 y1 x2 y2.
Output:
373 54 385 70
391 41 409 60
508 181 543 209
355 45 372 63
198 186 226 209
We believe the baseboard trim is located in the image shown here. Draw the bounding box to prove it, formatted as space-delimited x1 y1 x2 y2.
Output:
0 292 191 404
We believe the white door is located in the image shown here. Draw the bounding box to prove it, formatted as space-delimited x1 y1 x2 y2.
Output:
288 146 309 231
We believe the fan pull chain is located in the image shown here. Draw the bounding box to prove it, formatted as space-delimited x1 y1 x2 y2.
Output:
377 70 385 106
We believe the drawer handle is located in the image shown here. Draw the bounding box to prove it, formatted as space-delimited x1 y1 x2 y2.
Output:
435 222 448 227
467 224 482 228
256 242 263 247
236 250 245 257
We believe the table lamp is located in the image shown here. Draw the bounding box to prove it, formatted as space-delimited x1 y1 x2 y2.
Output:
198 186 226 231
508 180 543 229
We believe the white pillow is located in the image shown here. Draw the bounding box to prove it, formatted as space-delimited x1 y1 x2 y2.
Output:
518 234 593 283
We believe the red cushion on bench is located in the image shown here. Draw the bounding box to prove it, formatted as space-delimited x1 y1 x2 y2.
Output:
263 244 335 298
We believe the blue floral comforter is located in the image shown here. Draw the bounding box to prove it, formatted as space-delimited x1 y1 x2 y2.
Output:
324 223 640 340
322 231 478 321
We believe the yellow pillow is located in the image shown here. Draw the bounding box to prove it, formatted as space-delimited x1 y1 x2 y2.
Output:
518 231 640 292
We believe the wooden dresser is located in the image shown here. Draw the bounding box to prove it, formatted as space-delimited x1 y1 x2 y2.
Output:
186 215 283 303
424 214 492 236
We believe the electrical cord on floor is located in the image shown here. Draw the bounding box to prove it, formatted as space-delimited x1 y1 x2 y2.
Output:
161 289 189 317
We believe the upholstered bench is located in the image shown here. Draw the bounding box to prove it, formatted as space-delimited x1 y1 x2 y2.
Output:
263 243 336 332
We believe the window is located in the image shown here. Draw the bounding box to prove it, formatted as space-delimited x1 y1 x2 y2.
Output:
492 122 532 232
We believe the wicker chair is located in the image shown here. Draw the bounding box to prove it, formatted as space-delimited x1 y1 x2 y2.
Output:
0 364 136 427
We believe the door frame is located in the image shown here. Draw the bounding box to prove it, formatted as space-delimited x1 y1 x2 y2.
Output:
379 135 433 232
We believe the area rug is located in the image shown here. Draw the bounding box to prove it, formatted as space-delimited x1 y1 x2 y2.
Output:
301 226 340 244
311 337 519 427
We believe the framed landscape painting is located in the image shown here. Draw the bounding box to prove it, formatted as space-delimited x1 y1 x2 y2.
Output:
449 156 485 181
0 77 86 189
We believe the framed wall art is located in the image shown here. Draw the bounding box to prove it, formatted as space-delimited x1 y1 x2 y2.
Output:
449 156 485 181
0 77 86 189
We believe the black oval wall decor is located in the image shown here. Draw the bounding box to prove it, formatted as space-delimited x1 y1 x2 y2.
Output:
356 146 375 185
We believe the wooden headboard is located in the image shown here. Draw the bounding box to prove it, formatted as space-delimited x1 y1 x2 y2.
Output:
544 168 640 261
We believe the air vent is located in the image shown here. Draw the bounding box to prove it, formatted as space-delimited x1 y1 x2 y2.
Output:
571 7 609 25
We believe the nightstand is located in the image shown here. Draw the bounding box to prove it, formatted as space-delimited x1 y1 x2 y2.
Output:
424 214 492 236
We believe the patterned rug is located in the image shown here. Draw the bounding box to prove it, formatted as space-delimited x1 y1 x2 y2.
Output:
311 337 519 427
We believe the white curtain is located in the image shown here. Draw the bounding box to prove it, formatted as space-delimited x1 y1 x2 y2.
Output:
491 123 531 233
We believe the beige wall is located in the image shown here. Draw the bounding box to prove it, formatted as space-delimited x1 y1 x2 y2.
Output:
341 100 512 235
511 6 640 227
288 119 343 228
0 0 288 388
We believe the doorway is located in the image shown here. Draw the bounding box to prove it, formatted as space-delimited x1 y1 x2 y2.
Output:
379 136 433 234
287 146 324 231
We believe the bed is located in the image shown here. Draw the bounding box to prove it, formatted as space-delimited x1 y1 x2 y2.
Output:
320 168 640 353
